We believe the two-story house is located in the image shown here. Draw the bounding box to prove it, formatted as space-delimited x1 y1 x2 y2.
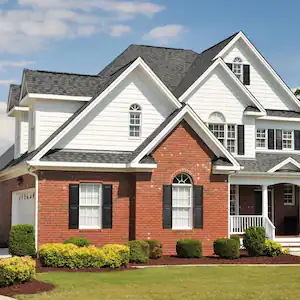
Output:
1 31 300 255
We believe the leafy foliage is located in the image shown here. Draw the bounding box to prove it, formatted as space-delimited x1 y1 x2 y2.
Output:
127 240 150 264
230 234 241 245
145 239 163 259
64 237 91 247
295 89 300 96
176 238 202 258
214 238 240 259
264 240 288 257
243 226 266 256
8 224 35 257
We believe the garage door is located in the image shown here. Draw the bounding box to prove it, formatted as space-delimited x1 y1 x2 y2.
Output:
12 188 35 226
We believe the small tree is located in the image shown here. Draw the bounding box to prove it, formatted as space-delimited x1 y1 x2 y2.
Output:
294 88 300 96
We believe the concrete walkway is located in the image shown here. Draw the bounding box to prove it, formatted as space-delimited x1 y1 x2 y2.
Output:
0 249 11 259
0 296 15 299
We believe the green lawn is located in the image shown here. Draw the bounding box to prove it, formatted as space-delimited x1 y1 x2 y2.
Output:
18 266 300 300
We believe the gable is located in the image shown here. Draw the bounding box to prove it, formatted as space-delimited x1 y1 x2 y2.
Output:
221 35 299 111
55 67 175 152
184 64 256 123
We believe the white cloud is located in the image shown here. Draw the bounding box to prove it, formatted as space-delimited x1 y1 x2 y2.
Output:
143 24 187 44
0 60 35 72
0 0 165 53
109 25 131 37
0 79 17 86
0 102 14 155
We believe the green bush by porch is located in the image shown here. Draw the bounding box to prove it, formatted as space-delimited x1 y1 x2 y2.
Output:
243 226 266 256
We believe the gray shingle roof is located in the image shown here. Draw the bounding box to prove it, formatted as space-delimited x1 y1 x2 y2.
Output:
244 106 260 112
7 84 21 112
0 145 15 170
238 153 300 172
266 109 300 118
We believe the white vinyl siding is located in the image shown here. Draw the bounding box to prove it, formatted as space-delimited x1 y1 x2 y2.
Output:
79 183 102 229
14 112 29 158
284 184 295 206
56 69 173 151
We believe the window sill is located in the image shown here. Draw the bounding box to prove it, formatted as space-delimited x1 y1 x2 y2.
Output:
129 136 142 140
284 203 295 206
171 228 194 231
79 227 102 231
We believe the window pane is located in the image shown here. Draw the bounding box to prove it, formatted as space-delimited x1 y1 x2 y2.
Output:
230 185 237 215
80 184 100 205
79 207 100 227
172 208 191 229
172 186 191 207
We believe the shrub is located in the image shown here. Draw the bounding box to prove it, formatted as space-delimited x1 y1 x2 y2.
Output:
176 238 202 258
0 256 36 287
145 240 163 259
8 224 35 257
230 234 241 245
64 237 91 247
102 244 130 268
214 238 240 259
127 240 150 264
264 240 287 257
243 226 266 256
38 244 106 269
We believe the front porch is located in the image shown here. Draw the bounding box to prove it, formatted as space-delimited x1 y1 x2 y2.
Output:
229 183 300 241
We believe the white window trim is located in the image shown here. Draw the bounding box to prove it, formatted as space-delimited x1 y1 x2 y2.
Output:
172 174 193 230
256 128 268 150
282 130 294 151
284 184 295 206
230 185 239 215
233 57 243 82
79 183 102 229
129 104 142 139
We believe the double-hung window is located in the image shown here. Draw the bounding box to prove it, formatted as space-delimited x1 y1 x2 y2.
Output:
172 174 193 229
230 185 239 215
129 104 142 138
79 183 102 229
209 124 237 153
256 129 267 149
233 57 243 81
282 130 293 150
284 184 295 206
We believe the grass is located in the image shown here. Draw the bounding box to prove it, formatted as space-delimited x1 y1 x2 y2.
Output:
17 266 300 300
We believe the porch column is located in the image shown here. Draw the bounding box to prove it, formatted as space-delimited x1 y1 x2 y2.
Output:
262 185 268 219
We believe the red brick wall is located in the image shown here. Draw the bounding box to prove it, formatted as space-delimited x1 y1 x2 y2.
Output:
0 174 35 246
135 121 228 255
37 171 133 248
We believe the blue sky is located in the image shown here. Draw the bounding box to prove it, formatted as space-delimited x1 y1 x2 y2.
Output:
0 0 300 153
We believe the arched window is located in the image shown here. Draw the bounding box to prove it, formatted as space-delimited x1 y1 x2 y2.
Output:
172 173 193 229
233 57 243 81
208 112 237 153
129 104 142 137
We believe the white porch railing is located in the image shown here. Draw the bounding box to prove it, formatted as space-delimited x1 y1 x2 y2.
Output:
230 215 264 234
229 215 275 240
264 217 276 240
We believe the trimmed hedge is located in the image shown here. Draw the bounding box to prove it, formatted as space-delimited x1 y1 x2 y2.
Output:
145 239 163 259
230 234 240 245
243 226 266 256
176 239 202 258
8 224 35 257
38 243 129 269
0 256 36 287
214 238 240 259
127 240 150 264
64 237 91 247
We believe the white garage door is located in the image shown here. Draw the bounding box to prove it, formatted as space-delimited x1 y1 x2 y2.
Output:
12 188 35 226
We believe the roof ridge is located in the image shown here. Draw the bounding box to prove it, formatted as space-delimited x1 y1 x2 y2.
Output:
130 44 197 53
200 32 239 55
24 69 100 78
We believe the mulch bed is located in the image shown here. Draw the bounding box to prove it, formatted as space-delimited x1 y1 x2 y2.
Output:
130 254 300 265
0 280 55 298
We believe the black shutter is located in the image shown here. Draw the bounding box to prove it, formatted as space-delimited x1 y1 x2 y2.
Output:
295 130 300 150
268 129 275 149
163 185 172 229
276 129 282 150
243 64 250 85
102 184 113 229
237 125 245 155
69 184 79 229
226 63 233 70
193 186 203 228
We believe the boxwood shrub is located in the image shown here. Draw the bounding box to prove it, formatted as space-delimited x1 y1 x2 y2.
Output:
230 234 241 245
176 238 202 258
214 238 240 259
102 244 130 268
145 239 163 259
243 226 266 256
127 240 150 264
0 256 36 287
8 224 35 257
64 237 91 247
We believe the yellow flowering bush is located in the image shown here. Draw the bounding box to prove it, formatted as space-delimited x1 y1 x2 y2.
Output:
38 243 129 269
0 256 36 287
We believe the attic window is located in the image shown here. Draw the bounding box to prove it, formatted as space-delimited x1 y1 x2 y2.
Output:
129 104 142 138
233 57 243 81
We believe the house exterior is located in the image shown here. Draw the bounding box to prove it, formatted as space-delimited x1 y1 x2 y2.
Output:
1 31 300 255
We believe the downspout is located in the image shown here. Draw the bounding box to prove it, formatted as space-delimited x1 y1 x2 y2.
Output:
28 168 39 252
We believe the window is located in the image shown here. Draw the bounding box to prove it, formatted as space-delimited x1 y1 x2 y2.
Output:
79 183 102 228
209 124 225 145
129 104 141 137
233 57 243 81
172 173 193 229
230 185 239 215
29 109 35 150
227 125 236 153
284 184 295 206
283 130 293 150
256 129 267 149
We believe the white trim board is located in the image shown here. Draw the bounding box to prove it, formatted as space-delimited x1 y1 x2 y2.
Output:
214 31 300 110
31 57 182 162
179 57 265 113
267 157 300 173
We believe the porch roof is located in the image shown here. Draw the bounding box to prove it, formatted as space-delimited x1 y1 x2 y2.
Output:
237 153 300 173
